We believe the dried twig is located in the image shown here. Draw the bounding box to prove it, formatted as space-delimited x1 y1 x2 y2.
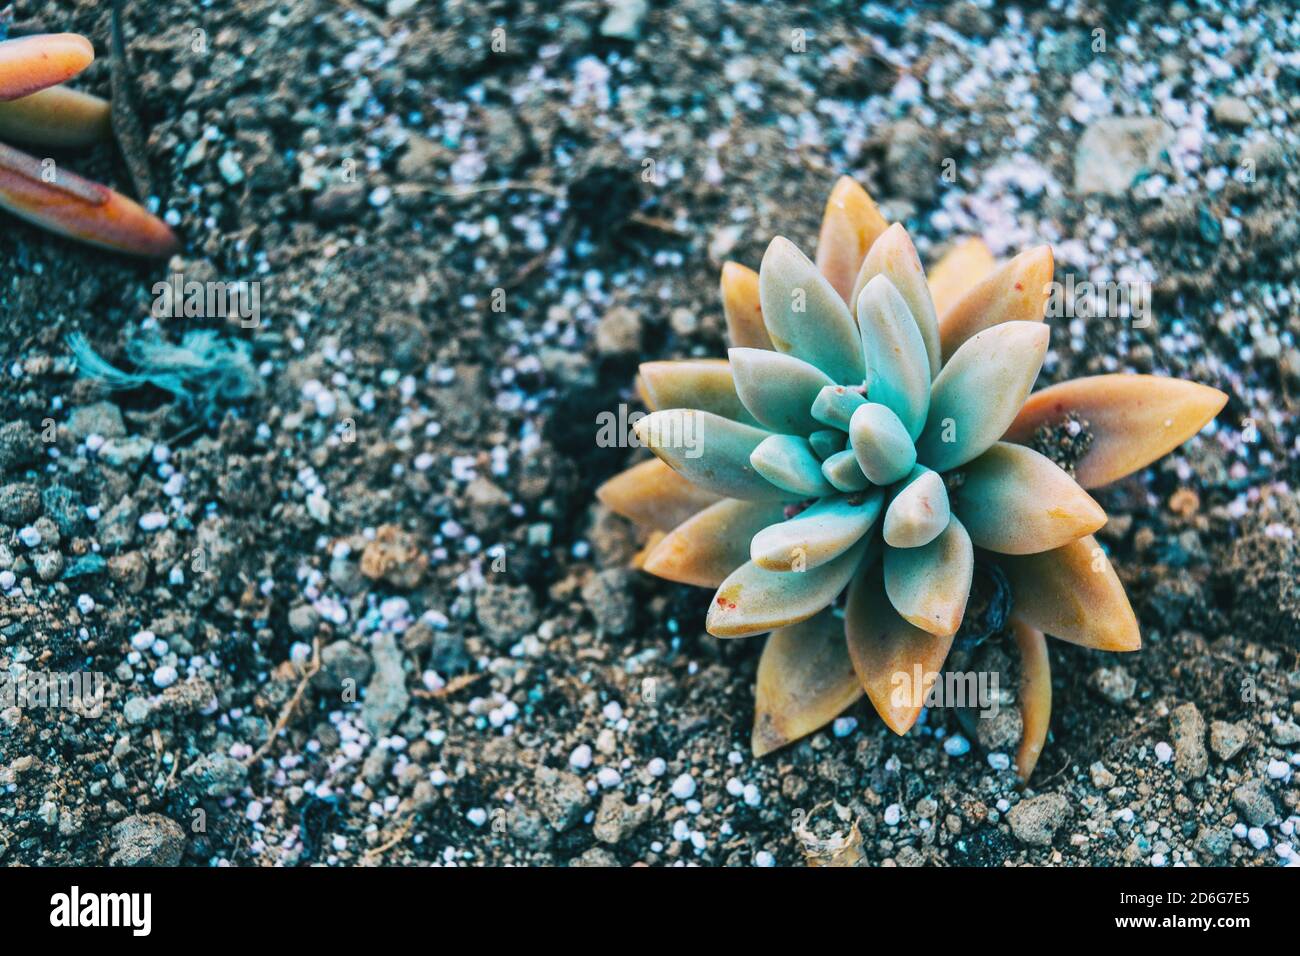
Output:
244 637 322 767
411 670 486 699
412 179 565 200
109 0 154 200
362 814 413 863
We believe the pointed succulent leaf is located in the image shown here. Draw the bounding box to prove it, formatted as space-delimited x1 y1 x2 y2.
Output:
752 608 863 757
1011 615 1051 783
639 359 759 425
1003 374 1228 489
998 535 1140 651
633 410 793 501
0 34 94 102
811 384 866 430
0 142 180 257
844 571 954 735
821 449 871 492
815 176 889 305
758 236 865 384
883 515 973 637
750 491 883 572
927 237 996 320
721 261 773 350
809 429 846 459
851 223 942 377
915 321 1049 473
595 458 722 532
849 402 916 485
882 466 949 548
707 536 871 638
951 442 1106 554
749 434 834 498
642 499 786 588
937 246 1053 363
856 275 930 437
729 347 835 435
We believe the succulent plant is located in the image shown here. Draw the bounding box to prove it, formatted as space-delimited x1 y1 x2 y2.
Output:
0 25 177 256
598 176 1227 779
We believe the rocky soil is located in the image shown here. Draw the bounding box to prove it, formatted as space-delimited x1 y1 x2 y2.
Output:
0 0 1296 866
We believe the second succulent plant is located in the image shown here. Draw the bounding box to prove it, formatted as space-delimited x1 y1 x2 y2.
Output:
0 22 177 257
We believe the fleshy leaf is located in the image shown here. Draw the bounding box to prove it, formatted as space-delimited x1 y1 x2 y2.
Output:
809 429 846 459
1002 374 1228 489
844 570 954 735
0 34 94 102
851 223 942 377
951 442 1106 554
721 261 773 350
759 236 865 384
0 85 111 148
856 274 930 438
752 608 864 757
882 466 949 548
822 449 871 492
815 176 889 305
883 515 973 637
937 246 1053 363
643 499 786 588
998 535 1140 651
1011 615 1051 783
849 402 916 485
811 384 867 430
750 434 834 498
750 491 883 571
595 458 722 532
707 536 871 638
634 410 793 501
927 237 996 320
729 347 834 435
639 359 759 425
915 321 1049 473
0 142 180 257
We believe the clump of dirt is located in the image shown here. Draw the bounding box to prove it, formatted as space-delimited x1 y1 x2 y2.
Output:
1030 413 1095 480
1222 488 1300 647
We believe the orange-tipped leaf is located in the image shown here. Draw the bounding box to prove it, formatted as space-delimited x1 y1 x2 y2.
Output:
998 535 1140 651
0 34 94 102
752 609 863 757
1003 374 1228 489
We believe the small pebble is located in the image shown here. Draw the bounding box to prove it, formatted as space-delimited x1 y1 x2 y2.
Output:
670 773 696 800
943 734 971 756
596 767 621 788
